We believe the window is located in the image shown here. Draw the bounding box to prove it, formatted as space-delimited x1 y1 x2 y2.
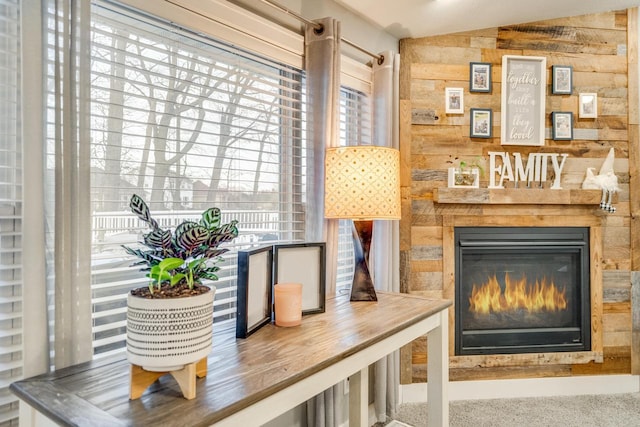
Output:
0 0 22 423
84 3 306 358
40 0 373 363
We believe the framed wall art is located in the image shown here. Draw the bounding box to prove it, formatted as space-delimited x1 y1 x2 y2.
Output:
469 62 492 92
445 87 464 114
579 93 598 118
500 55 547 146
273 242 326 315
236 245 273 338
470 108 492 138
551 65 573 95
551 111 573 140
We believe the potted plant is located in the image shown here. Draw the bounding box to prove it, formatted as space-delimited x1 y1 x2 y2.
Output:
122 194 239 372
448 159 484 188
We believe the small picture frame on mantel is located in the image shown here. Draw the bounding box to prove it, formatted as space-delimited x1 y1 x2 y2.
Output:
448 167 480 188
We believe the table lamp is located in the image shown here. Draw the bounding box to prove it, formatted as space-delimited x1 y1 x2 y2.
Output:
324 146 401 301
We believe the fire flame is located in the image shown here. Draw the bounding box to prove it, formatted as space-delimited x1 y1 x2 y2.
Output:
469 273 567 314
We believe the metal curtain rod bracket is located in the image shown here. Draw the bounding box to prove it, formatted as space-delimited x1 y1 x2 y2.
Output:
257 0 383 64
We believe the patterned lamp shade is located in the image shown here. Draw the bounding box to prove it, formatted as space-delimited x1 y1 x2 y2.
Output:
324 146 401 220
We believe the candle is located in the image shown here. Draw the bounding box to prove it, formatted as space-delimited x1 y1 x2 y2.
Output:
274 283 303 327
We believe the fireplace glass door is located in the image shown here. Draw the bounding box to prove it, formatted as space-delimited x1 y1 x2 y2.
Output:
455 227 591 355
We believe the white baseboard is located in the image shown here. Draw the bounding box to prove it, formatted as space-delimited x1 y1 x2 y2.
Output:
399 374 640 403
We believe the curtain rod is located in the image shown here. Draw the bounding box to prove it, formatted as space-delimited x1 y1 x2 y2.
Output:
257 0 384 64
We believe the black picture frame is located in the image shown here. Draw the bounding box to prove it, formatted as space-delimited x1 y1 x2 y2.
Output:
469 62 492 92
552 65 573 95
470 108 493 138
273 242 326 315
236 245 273 338
552 111 573 140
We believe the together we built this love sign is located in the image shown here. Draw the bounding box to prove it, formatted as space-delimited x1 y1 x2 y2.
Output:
501 55 547 146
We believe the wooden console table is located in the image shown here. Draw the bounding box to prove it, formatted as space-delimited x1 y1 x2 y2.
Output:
11 292 451 427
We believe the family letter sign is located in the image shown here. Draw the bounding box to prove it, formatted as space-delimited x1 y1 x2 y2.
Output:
501 55 546 146
488 151 568 189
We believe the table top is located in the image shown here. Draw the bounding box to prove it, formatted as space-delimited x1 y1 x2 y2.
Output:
11 292 451 427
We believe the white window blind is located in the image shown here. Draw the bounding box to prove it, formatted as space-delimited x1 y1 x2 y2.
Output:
87 2 306 358
0 0 22 424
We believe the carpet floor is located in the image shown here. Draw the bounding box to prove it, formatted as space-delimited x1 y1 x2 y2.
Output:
393 392 640 427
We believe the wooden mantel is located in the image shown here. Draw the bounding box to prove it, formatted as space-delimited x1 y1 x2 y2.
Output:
433 188 606 205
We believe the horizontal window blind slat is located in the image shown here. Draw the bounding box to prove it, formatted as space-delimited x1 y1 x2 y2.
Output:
92 334 125 348
0 409 19 425
0 394 19 407
0 328 22 339
0 344 21 357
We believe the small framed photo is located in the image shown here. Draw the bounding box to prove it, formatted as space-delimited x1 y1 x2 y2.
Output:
552 111 573 140
552 65 573 94
445 87 464 114
469 62 492 92
579 93 598 118
236 245 273 338
470 108 492 138
273 242 325 315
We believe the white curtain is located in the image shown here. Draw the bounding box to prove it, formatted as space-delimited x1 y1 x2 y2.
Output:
48 0 94 369
21 0 49 378
370 51 402 423
304 18 340 296
304 17 345 427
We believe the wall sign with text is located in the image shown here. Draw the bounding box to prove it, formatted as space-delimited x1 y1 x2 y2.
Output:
500 55 547 146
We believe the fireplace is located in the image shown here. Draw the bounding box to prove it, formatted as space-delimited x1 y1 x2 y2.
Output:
455 227 591 355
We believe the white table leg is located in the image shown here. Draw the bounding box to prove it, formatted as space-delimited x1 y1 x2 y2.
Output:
19 400 59 427
348 367 368 427
427 310 449 426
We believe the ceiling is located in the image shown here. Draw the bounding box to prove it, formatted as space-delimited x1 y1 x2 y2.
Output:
334 0 640 39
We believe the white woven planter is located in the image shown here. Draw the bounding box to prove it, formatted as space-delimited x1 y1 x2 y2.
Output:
126 287 215 372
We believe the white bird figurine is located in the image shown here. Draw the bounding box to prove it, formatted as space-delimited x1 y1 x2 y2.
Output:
582 148 619 213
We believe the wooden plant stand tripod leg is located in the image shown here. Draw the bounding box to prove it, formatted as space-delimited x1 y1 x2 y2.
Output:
129 357 208 400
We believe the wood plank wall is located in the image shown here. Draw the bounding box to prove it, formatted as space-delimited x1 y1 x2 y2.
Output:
399 9 638 383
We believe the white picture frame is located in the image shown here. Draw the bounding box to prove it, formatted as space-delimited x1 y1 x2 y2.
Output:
445 87 464 114
579 93 598 118
447 167 480 188
500 55 547 146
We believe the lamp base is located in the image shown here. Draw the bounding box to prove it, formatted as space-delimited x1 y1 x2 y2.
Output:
350 220 377 301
